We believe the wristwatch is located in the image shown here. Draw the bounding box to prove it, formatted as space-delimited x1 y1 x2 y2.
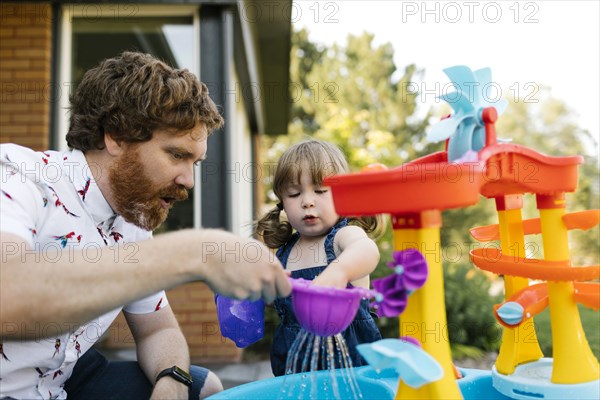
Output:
155 366 193 387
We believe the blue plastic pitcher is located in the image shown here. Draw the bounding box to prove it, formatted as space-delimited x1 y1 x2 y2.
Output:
215 295 265 348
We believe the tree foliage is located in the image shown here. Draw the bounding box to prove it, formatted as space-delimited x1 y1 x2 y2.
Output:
263 29 430 170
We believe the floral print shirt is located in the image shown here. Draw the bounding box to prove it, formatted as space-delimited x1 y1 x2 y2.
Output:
0 144 168 400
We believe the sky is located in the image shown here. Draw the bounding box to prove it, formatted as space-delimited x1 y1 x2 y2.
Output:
292 0 600 155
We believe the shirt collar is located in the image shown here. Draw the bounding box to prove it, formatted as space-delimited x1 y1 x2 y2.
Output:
65 149 116 225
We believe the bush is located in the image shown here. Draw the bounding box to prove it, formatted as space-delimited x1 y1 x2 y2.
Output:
443 262 502 357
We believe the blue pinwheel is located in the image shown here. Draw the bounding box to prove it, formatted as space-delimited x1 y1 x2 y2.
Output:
427 65 508 161
357 338 443 389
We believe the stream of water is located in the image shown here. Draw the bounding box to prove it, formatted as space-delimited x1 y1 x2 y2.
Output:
277 329 363 400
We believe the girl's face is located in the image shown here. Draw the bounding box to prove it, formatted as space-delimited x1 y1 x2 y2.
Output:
281 169 339 238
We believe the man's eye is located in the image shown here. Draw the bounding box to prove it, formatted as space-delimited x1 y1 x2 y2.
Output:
172 153 183 160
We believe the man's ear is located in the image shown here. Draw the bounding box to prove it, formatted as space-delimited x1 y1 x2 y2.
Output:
104 133 124 157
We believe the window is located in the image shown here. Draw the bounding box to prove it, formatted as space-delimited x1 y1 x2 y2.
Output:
71 17 194 86
58 5 201 230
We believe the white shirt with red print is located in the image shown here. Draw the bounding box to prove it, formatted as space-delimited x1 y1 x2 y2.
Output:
0 143 169 400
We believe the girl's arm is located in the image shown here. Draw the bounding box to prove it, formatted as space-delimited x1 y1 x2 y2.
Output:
312 225 380 289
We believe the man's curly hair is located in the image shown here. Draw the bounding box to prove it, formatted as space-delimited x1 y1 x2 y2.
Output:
66 51 224 151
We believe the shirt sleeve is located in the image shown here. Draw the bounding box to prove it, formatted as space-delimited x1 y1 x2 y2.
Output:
0 161 45 247
123 290 170 314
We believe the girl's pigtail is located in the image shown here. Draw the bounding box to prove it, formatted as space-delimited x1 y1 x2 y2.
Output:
256 205 293 249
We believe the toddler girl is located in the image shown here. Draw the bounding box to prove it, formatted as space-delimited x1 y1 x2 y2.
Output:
256 139 383 376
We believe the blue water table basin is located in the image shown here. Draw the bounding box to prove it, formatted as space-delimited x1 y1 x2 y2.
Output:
207 366 512 400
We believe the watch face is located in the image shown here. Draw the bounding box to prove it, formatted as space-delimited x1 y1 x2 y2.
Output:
156 366 193 387
173 366 192 382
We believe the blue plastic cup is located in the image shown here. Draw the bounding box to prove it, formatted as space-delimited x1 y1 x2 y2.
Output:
215 295 265 348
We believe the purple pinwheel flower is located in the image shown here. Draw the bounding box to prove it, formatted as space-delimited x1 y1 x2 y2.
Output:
372 275 408 317
371 249 428 318
387 248 428 290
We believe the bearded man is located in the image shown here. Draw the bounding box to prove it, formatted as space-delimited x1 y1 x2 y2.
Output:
0 52 290 400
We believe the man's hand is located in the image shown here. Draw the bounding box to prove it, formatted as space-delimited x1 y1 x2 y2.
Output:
197 230 291 303
150 376 189 400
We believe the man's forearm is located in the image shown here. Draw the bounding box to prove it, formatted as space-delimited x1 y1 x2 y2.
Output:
129 309 192 400
0 229 203 339
136 327 191 383
2 226 291 340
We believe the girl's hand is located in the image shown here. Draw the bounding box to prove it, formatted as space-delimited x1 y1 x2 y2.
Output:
311 268 348 289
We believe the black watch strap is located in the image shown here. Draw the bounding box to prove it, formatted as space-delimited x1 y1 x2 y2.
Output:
155 366 193 387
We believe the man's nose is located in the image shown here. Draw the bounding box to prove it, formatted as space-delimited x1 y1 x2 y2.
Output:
175 165 195 189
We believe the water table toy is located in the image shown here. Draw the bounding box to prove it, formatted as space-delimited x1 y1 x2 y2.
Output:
210 65 599 400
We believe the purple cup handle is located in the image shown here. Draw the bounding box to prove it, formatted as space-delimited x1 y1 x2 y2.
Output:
353 286 379 300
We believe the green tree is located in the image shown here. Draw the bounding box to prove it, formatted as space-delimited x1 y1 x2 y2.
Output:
262 29 429 169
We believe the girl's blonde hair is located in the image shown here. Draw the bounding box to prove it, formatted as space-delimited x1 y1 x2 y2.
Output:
256 139 384 249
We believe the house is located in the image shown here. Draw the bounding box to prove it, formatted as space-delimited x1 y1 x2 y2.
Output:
0 0 292 362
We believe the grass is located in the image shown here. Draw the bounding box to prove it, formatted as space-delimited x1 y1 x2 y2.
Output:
533 304 600 360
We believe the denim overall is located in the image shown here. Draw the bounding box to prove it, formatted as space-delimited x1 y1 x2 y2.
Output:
270 219 382 376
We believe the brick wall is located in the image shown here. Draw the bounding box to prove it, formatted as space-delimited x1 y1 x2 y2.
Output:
0 2 52 150
172 283 243 361
1 2 242 363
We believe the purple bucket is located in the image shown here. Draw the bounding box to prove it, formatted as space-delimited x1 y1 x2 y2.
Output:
290 278 376 337
215 295 265 348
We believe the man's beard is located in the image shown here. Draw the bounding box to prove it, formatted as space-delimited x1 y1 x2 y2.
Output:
108 147 189 231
